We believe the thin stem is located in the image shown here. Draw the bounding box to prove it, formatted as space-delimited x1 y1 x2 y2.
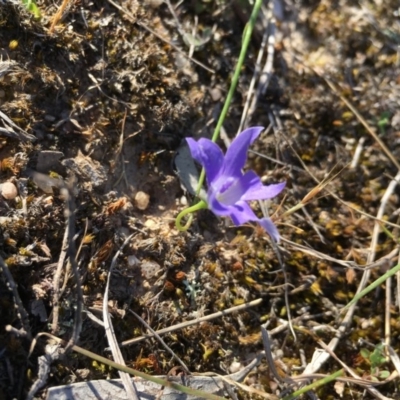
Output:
175 200 207 231
282 369 344 400
195 0 263 196
211 0 263 144
175 0 263 230
342 262 400 312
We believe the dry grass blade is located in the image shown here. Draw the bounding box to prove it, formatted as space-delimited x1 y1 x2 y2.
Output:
103 234 138 399
278 126 400 229
387 345 400 379
279 162 348 220
280 238 398 271
62 181 84 354
0 110 36 142
322 77 400 172
311 333 390 399
129 309 190 374
261 326 292 385
193 352 274 398
50 226 69 334
397 251 400 317
384 266 392 350
255 136 400 231
49 0 72 34
303 170 400 380
211 369 279 400
241 4 276 132
120 298 263 347
0 59 19 78
238 4 272 133
275 328 396 399
268 233 296 342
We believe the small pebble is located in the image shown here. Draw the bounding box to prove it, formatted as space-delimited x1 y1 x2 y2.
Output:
0 182 18 200
144 219 157 229
36 150 64 173
209 87 222 102
44 115 56 122
229 361 242 374
135 191 150 210
180 195 188 206
127 255 140 267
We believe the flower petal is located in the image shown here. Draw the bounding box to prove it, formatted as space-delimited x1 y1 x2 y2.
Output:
222 126 264 177
207 187 231 216
212 175 247 206
186 137 224 184
240 173 286 201
228 201 281 242
228 200 258 225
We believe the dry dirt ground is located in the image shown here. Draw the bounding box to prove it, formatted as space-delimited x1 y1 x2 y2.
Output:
1 0 400 399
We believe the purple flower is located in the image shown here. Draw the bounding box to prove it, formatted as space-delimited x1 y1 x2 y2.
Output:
186 126 286 241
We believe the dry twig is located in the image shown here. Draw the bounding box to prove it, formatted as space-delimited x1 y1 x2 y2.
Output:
120 298 263 347
49 0 72 34
239 3 276 132
50 226 69 334
0 255 31 339
129 310 190 374
103 234 138 399
62 179 83 353
302 170 400 400
0 110 36 142
323 77 400 171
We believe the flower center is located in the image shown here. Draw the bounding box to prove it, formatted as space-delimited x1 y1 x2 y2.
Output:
215 177 244 206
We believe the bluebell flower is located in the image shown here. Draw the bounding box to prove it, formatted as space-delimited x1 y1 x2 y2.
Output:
186 127 286 241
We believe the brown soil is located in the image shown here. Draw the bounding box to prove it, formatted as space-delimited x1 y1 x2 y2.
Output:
1 0 400 399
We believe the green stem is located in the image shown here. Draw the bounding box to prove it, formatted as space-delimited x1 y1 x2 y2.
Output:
176 200 207 231
211 1 262 143
342 262 400 312
195 0 263 196
176 0 263 230
282 369 344 400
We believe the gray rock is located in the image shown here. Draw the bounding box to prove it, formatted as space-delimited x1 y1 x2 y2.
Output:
36 151 64 173
46 375 228 400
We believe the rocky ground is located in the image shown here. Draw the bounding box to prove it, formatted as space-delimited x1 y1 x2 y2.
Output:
1 0 400 399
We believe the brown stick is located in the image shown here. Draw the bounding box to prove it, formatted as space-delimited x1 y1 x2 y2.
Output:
49 0 72 35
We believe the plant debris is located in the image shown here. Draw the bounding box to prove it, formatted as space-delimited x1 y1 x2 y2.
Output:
1 0 400 399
